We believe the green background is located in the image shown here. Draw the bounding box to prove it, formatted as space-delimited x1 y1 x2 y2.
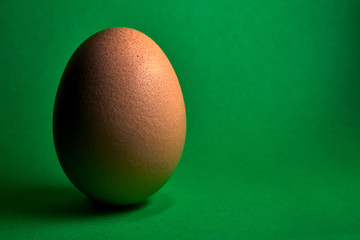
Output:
1 0 360 239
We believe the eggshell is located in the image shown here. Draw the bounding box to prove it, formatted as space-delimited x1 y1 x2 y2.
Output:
53 27 186 205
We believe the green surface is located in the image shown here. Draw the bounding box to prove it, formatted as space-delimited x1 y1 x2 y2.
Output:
1 0 360 239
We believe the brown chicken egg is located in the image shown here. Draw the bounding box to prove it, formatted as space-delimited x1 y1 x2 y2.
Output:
53 27 186 205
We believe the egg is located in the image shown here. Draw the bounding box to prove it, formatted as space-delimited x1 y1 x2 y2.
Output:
53 27 186 205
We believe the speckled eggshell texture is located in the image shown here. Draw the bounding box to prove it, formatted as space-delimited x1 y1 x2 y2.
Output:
53 27 186 205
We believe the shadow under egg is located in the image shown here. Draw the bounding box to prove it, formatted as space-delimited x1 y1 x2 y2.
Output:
0 183 174 221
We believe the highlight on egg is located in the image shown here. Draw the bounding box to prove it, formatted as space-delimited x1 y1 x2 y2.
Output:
53 27 186 205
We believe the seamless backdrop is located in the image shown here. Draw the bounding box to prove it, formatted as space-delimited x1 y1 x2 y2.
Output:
1 0 360 239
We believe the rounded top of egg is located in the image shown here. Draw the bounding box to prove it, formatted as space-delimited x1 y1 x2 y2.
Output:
53 27 186 205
